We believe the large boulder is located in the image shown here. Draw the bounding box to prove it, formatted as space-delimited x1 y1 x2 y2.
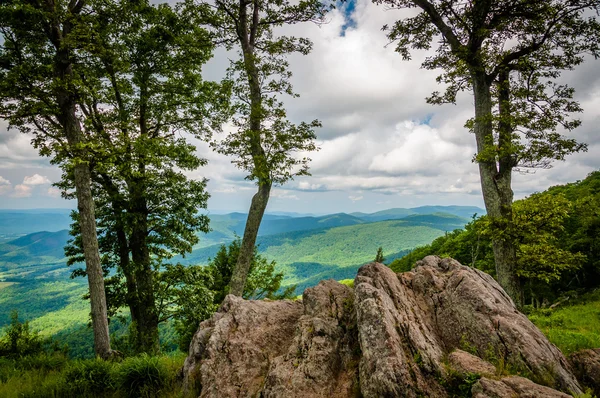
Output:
569 348 600 396
182 256 583 397
262 280 360 397
181 295 303 397
354 257 581 396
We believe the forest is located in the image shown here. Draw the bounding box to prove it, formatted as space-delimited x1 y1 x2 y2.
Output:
0 0 599 396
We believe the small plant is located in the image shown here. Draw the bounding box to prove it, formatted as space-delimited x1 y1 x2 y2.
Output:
118 354 171 398
64 358 116 396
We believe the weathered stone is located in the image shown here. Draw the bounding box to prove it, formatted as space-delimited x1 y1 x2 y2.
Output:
354 261 448 398
354 257 581 396
569 348 600 396
448 349 496 376
262 280 360 397
182 295 303 398
472 376 572 397
472 377 519 398
182 256 583 398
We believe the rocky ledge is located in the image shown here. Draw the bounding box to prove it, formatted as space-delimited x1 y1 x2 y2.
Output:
182 256 589 397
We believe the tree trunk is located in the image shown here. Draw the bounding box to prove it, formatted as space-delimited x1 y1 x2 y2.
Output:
229 0 272 297
128 175 159 354
115 216 141 331
230 181 271 296
52 27 113 357
71 163 113 357
472 72 523 308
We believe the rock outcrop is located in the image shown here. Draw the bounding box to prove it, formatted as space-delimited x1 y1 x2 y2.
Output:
472 376 572 397
569 348 600 396
182 256 583 397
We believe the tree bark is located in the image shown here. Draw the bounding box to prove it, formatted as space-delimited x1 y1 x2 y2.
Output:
472 71 523 307
228 0 273 297
49 4 113 358
230 181 271 296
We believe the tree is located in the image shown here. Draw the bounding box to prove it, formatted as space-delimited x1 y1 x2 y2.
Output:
60 0 226 354
377 0 600 306
200 0 327 296
0 311 43 358
159 239 295 350
0 0 114 358
375 246 385 263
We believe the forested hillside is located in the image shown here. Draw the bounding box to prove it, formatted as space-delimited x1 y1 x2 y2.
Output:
391 171 600 306
0 208 471 341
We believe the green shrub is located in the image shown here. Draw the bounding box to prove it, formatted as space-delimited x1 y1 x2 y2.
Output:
118 354 171 398
64 358 116 396
17 352 68 371
0 311 44 358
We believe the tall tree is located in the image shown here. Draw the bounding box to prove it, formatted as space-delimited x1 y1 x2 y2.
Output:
61 0 227 354
200 0 327 296
377 0 600 306
0 0 114 358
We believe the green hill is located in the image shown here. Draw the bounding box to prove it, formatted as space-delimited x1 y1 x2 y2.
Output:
353 205 484 222
0 208 473 334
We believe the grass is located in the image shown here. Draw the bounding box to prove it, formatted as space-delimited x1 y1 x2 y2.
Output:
0 352 187 398
529 290 600 355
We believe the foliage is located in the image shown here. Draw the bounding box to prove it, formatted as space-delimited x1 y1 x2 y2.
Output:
208 239 295 303
480 192 586 284
164 239 295 351
0 352 185 398
374 247 385 263
391 172 600 305
0 311 43 358
118 354 172 398
64 358 116 395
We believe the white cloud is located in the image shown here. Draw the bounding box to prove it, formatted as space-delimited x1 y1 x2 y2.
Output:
271 189 300 200
349 195 364 202
23 174 51 186
0 176 10 185
12 184 32 198
46 187 61 198
0 2 598 211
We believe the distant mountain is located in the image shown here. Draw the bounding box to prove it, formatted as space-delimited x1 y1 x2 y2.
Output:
0 209 72 235
0 207 475 331
352 205 484 222
257 213 365 236
0 230 69 265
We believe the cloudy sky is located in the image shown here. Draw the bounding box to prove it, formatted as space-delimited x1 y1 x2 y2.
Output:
1 1 599 214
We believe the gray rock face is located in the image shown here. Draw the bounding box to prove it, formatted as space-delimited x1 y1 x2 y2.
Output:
355 258 581 396
182 256 582 397
569 348 600 396
181 295 304 397
472 376 572 397
262 280 360 397
448 350 497 377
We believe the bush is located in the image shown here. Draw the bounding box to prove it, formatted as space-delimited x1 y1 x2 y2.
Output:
64 357 116 396
0 311 44 358
118 354 171 398
17 352 68 371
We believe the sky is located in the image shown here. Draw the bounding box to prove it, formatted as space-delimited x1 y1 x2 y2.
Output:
0 2 599 214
